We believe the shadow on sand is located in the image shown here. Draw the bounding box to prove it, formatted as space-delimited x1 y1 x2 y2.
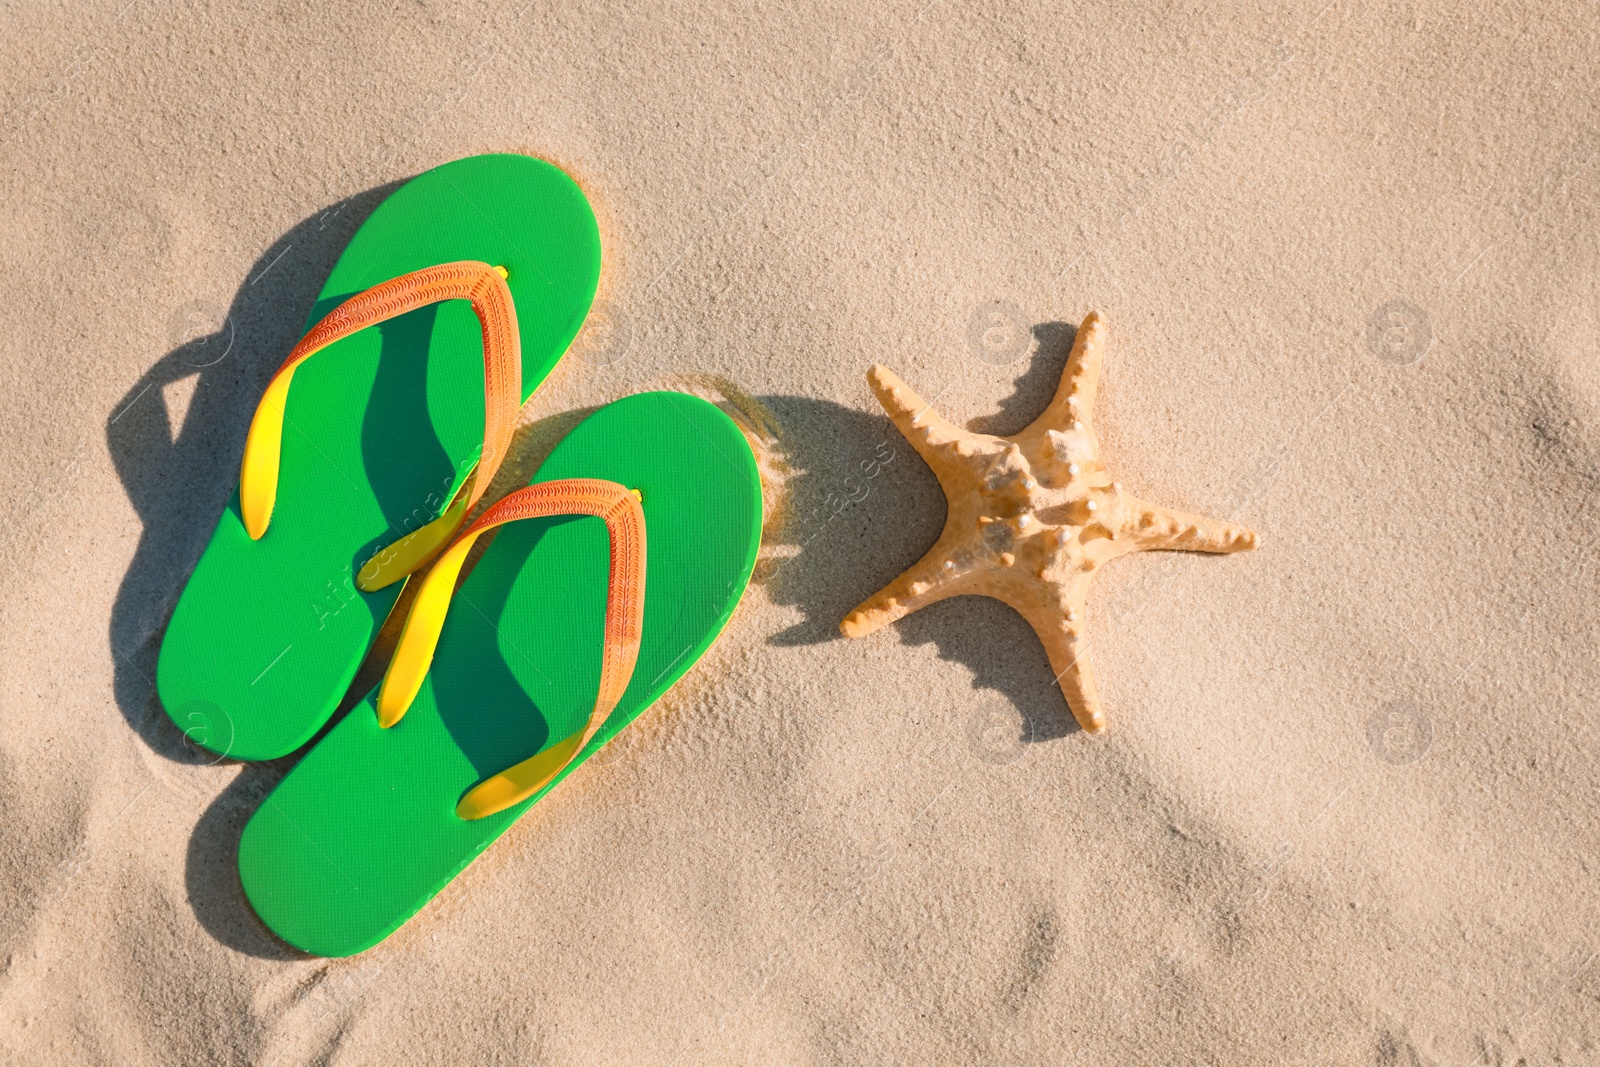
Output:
105 181 404 959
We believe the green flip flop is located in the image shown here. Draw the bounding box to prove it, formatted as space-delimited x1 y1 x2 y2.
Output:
238 392 762 956
157 154 601 761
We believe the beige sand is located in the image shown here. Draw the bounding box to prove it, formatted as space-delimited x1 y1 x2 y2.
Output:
3 1 1599 1062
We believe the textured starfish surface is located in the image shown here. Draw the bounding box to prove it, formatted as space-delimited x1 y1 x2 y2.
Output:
840 311 1257 734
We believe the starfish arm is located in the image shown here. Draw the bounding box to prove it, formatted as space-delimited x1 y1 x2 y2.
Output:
866 365 968 467
840 544 963 638
1123 495 1258 553
1049 634 1106 735
1003 595 1106 734
1031 310 1106 431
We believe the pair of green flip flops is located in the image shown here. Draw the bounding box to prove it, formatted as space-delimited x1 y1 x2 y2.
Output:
158 154 762 957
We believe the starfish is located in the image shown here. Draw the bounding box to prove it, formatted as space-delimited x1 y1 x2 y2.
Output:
839 311 1257 734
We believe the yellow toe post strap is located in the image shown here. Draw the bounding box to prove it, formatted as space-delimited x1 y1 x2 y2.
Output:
375 479 647 821
354 470 476 592
239 262 521 584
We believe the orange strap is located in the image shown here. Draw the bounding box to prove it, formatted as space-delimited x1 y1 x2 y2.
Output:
239 262 521 568
375 479 647 821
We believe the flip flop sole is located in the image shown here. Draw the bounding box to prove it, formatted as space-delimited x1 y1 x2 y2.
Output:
158 154 601 761
239 392 762 956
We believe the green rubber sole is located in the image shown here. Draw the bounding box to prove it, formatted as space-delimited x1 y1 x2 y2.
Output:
239 392 763 957
157 154 601 761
